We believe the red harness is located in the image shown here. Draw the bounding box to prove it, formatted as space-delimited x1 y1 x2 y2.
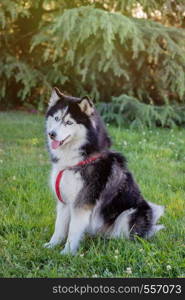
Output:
55 155 101 203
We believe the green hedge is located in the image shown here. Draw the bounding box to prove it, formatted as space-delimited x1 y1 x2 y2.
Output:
97 95 185 128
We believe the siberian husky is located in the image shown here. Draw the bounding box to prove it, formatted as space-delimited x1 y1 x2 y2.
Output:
44 87 164 255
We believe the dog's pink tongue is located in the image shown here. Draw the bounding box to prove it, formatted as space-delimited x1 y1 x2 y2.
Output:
51 140 60 149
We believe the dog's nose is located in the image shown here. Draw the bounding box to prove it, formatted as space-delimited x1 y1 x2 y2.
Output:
49 131 56 140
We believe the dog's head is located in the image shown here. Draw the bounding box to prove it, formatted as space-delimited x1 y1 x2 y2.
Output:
46 87 95 152
46 87 111 159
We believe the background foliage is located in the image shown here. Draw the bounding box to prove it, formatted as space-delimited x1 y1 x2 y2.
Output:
1 0 185 126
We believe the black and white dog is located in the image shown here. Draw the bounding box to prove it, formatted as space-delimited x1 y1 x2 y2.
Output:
44 87 164 255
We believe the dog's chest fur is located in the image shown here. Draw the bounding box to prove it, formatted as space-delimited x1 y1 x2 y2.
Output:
51 166 84 203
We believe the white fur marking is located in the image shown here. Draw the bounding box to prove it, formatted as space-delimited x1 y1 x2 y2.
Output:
61 209 91 255
44 202 70 248
147 201 165 237
110 208 136 238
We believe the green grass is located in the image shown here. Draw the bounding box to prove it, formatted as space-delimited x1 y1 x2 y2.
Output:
0 111 185 278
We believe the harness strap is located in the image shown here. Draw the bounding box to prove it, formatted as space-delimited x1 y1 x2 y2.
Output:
55 155 101 203
55 170 65 203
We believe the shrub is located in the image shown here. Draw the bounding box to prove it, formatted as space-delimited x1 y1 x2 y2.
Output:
97 95 185 128
1 0 185 120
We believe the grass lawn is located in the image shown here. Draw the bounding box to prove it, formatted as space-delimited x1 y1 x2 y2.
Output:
0 111 184 278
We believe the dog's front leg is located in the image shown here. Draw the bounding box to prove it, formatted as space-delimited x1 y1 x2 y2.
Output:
44 202 70 248
61 207 91 255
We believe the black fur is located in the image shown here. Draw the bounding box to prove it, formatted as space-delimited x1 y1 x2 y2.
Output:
129 201 153 238
75 154 113 207
74 151 153 237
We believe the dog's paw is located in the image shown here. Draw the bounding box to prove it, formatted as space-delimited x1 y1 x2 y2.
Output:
60 247 76 256
43 241 57 249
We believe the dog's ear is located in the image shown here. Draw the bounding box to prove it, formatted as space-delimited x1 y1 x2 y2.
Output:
48 87 63 108
78 96 94 116
54 87 64 98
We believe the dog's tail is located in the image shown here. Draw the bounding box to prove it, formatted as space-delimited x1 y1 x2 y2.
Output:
146 201 165 238
110 202 164 239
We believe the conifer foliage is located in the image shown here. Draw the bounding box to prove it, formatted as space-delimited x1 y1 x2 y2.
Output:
1 0 185 126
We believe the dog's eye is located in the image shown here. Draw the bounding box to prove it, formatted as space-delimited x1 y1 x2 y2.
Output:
66 120 73 125
55 116 59 121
